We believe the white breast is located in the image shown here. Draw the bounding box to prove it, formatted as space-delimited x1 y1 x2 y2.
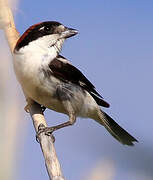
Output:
13 41 58 97
13 38 99 118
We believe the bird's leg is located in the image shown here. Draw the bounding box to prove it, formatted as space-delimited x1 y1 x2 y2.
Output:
39 112 76 135
37 100 76 142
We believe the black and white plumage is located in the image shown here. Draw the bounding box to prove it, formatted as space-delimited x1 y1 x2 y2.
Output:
13 21 138 145
48 55 110 108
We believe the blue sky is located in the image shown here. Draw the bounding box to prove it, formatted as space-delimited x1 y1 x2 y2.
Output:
14 1 153 180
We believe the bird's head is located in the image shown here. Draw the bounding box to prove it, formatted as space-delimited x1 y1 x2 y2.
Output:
14 21 78 53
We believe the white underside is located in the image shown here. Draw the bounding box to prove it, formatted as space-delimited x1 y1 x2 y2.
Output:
13 37 100 120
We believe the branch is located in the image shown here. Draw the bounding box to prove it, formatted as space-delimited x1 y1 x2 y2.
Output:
0 0 65 179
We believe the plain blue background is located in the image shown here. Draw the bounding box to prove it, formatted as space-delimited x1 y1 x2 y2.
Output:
14 1 153 180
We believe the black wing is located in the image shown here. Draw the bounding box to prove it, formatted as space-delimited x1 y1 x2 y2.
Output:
49 55 110 108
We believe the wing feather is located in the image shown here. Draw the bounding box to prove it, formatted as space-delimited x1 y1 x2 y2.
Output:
48 55 110 108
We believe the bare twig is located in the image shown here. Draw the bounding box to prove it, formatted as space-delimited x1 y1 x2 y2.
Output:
0 0 65 179
29 103 65 180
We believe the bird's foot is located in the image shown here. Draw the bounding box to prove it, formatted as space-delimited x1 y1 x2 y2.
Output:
24 98 35 113
24 100 46 113
36 123 55 143
24 104 30 113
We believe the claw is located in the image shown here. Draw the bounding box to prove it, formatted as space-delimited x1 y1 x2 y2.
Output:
24 98 35 113
36 124 55 143
24 104 30 113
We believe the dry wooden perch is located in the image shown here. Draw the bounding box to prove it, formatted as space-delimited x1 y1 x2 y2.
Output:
0 0 65 179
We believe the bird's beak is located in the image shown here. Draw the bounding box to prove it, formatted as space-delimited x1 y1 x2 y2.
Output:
60 27 78 39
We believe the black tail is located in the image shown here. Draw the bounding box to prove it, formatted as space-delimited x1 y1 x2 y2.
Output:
98 111 138 146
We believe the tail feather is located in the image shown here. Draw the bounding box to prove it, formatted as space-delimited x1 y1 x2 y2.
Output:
98 111 138 146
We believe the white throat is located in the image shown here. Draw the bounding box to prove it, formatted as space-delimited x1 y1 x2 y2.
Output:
17 34 65 58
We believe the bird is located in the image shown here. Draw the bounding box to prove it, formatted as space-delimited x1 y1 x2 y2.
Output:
13 21 138 146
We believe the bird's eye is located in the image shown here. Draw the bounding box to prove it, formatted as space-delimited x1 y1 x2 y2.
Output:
44 26 51 32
